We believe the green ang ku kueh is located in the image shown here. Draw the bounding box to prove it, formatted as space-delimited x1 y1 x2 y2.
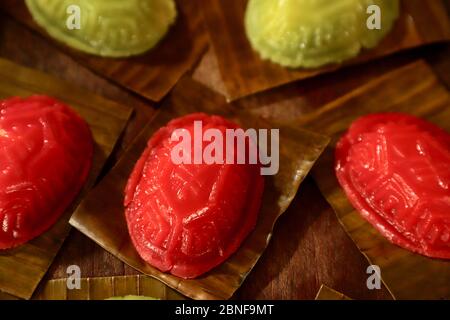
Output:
25 0 177 57
245 0 400 68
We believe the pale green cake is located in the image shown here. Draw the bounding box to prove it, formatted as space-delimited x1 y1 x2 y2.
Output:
106 295 158 300
26 0 177 57
245 0 400 68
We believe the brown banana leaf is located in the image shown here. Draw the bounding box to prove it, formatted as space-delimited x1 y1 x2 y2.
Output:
0 291 17 300
0 0 208 102
299 60 450 299
69 76 330 300
31 275 186 300
315 285 351 300
0 57 132 299
202 0 450 101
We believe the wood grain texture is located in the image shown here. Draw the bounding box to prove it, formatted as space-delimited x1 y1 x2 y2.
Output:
315 285 351 300
0 0 209 102
201 0 450 101
69 76 330 300
0 58 132 299
32 275 185 300
303 61 450 299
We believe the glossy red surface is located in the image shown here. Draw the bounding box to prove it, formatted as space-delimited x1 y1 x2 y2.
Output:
124 113 264 278
0 95 93 249
335 113 450 259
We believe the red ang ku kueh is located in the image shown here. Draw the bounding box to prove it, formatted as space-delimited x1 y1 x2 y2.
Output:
335 113 450 259
124 113 265 279
0 96 93 250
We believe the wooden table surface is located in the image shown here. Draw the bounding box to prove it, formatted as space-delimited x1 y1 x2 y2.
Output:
0 5 449 300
